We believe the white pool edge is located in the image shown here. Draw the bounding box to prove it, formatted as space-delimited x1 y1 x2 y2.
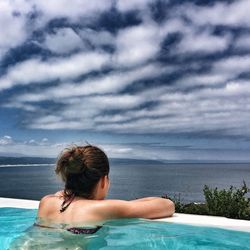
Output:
0 197 39 209
1 197 250 233
155 213 250 233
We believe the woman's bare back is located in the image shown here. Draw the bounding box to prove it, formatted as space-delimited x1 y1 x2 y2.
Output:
37 190 175 228
38 191 111 227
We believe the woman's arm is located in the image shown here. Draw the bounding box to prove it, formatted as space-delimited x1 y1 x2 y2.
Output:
101 197 175 220
130 197 161 202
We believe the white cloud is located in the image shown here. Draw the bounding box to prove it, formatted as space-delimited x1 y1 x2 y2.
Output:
43 28 84 54
0 51 110 91
34 0 112 23
26 93 148 130
0 142 59 157
7 67 250 137
27 139 36 145
23 137 51 146
0 0 32 59
1 0 250 143
114 21 164 67
176 73 231 87
3 102 37 112
101 144 133 157
176 30 230 54
0 135 13 145
181 0 250 27
224 80 250 95
213 56 250 75
161 16 231 55
76 81 250 136
83 94 144 109
14 63 169 102
0 0 113 60
116 0 153 12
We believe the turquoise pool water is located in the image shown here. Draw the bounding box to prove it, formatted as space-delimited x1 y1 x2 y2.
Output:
0 207 250 250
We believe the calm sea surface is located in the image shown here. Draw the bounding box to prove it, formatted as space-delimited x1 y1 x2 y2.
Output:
0 159 249 203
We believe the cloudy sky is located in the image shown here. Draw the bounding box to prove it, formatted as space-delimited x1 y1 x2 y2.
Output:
0 0 250 161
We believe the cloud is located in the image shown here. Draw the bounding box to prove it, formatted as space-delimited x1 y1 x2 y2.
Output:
181 0 250 27
176 30 231 54
1 0 250 146
213 56 250 75
0 136 141 159
0 0 31 58
78 28 115 47
43 28 84 54
0 51 110 91
0 0 113 60
34 0 112 23
0 135 13 145
234 34 250 50
114 21 164 66
71 81 250 136
41 138 48 143
116 0 153 13
24 92 153 130
176 73 231 87
23 138 50 146
13 62 169 102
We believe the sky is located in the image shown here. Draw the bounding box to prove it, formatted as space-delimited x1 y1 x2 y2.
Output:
0 0 250 161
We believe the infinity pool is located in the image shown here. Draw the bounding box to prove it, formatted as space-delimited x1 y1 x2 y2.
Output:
1 207 250 250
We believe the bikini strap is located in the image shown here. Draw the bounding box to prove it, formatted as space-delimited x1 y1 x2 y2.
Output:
60 193 75 213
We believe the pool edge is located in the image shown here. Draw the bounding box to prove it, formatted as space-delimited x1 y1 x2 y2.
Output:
0 197 39 209
155 213 250 233
1 197 250 233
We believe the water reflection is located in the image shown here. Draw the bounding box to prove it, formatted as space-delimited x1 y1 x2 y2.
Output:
9 223 109 250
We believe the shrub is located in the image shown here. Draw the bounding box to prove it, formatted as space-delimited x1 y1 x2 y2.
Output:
203 181 250 220
165 181 250 220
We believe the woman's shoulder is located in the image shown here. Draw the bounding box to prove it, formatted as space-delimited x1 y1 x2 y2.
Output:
38 192 64 218
54 190 64 196
38 192 63 210
40 191 63 201
39 194 53 204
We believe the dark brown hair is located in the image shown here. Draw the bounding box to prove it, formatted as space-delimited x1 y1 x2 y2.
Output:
55 144 109 199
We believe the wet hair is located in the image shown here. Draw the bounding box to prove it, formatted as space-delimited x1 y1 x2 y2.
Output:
55 144 109 199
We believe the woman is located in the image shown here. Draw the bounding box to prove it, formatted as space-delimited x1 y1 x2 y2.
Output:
36 144 175 234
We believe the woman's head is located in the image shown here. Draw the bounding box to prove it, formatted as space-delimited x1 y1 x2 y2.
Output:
55 144 110 200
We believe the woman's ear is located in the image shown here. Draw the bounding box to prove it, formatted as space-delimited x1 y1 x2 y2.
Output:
100 175 106 188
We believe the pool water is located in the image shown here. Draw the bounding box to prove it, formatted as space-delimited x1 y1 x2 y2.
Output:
1 207 250 250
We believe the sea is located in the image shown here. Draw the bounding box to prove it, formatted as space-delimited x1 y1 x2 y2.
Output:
0 157 249 203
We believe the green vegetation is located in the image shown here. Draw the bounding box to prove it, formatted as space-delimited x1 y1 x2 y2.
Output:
162 181 250 220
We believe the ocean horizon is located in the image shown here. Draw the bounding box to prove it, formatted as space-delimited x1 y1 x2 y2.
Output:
0 157 249 203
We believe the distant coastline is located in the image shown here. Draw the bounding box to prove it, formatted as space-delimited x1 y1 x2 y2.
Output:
0 156 249 166
0 156 165 166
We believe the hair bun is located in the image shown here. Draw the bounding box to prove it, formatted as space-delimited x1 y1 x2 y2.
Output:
66 155 85 174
